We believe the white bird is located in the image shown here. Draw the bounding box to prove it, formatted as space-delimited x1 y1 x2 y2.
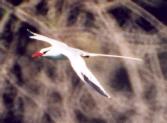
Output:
28 30 142 98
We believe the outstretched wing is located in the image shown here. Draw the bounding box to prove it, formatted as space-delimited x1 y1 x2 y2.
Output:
65 53 110 98
27 29 68 47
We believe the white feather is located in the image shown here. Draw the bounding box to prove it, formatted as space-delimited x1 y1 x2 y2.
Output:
27 29 68 47
28 30 143 98
65 53 111 98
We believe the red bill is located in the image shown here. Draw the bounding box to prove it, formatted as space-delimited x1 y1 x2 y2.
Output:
32 51 43 58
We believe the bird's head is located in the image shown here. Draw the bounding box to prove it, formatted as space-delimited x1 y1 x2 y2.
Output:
32 47 51 58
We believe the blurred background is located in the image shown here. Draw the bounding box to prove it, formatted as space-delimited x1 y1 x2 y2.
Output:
0 0 167 123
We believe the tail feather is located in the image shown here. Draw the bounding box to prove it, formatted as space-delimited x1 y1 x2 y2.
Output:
86 53 143 62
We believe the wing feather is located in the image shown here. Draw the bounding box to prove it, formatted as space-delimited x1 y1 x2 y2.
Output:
66 54 110 98
27 29 68 47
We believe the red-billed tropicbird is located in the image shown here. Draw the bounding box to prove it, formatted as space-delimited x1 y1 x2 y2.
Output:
28 30 142 98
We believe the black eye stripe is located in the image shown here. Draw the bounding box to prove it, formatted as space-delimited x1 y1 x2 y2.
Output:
43 51 48 54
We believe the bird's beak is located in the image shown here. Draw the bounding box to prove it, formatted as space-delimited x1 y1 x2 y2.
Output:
32 51 43 58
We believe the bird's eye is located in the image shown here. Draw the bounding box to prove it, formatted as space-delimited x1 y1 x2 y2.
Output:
43 51 48 54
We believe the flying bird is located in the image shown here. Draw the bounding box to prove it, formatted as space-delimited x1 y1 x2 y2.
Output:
28 30 142 98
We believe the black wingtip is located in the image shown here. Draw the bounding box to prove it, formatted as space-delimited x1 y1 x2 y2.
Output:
81 73 110 98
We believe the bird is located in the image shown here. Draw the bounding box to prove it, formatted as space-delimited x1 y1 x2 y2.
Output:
28 29 142 98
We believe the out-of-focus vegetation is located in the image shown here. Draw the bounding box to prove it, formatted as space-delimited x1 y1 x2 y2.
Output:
0 0 167 123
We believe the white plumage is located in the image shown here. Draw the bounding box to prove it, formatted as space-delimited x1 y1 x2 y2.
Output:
28 30 142 98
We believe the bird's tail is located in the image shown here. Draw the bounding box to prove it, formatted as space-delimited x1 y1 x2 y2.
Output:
86 53 143 62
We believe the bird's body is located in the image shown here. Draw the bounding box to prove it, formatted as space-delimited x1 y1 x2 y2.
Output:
28 30 142 98
42 47 67 60
46 54 66 60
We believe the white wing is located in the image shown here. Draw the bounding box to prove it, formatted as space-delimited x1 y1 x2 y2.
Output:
28 30 142 62
27 29 68 47
65 53 110 98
